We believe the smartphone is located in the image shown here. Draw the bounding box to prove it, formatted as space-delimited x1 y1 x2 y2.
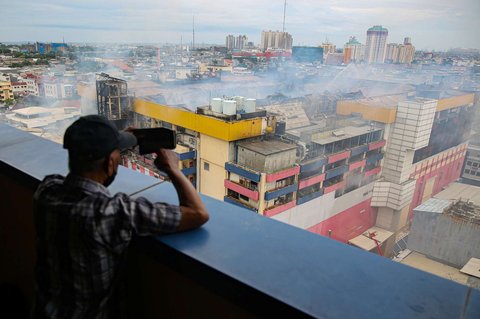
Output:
131 128 177 154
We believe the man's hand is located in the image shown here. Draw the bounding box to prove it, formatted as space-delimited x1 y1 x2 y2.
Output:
154 149 179 174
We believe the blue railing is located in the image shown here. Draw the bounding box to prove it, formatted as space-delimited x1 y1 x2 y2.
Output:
366 152 384 165
1 124 479 319
264 183 298 201
350 144 369 157
177 150 196 160
181 166 196 176
325 165 348 180
296 189 323 205
300 157 327 173
225 162 261 182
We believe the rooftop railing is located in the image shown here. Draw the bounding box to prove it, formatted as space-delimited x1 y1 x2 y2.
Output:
0 124 479 318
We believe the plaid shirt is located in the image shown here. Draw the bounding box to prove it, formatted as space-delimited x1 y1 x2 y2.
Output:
33 174 181 319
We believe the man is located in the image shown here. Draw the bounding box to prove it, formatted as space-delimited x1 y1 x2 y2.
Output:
33 115 209 318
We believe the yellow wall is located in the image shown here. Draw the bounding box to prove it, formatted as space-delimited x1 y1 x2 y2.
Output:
198 134 231 200
437 94 475 112
134 99 263 141
336 101 397 124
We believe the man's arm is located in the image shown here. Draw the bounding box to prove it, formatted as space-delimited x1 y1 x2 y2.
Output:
155 149 209 231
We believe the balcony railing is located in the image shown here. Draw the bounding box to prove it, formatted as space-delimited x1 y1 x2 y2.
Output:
325 165 348 180
224 179 259 201
264 183 298 201
225 162 261 182
1 124 478 319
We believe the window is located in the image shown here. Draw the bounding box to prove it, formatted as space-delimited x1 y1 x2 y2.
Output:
203 162 209 171
476 172 480 177
239 194 249 201
465 170 470 174
473 162 479 168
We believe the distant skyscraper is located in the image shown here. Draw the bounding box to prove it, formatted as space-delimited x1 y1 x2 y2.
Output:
319 39 336 59
385 37 415 64
343 36 364 64
226 35 235 50
235 35 248 50
365 25 388 64
260 30 293 51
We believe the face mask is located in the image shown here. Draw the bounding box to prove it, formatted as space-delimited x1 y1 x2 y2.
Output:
104 171 117 187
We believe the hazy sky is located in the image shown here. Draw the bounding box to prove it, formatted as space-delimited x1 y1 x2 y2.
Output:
1 0 479 50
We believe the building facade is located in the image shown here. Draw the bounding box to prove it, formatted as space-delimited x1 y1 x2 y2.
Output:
260 31 293 51
343 36 364 64
365 25 388 64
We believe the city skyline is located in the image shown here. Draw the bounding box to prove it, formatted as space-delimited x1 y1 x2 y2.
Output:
1 0 480 51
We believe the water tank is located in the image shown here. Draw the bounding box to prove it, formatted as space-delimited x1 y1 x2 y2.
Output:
222 100 236 115
244 98 256 113
234 96 245 112
211 98 223 113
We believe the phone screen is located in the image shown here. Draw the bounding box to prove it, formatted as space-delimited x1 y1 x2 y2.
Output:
132 128 177 154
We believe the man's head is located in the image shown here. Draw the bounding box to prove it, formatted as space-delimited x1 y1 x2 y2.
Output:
63 115 137 186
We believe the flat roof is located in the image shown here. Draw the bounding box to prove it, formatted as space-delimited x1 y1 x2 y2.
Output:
311 125 382 146
460 258 480 279
414 198 451 214
238 139 297 156
347 94 406 109
348 226 393 251
434 182 480 206
13 106 53 116
399 251 471 286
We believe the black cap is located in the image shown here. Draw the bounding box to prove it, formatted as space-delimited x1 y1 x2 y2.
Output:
64 115 137 159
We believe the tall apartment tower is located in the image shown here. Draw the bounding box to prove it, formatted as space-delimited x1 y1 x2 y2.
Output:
226 35 235 50
343 36 365 64
365 25 388 64
261 30 293 51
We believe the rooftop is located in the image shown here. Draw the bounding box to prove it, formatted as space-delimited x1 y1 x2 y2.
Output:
237 139 297 156
311 125 382 145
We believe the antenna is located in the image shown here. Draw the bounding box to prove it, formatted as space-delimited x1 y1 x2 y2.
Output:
192 16 195 51
282 0 287 33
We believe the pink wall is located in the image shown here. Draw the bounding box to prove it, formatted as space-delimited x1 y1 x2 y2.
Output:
368 140 386 151
327 150 351 164
298 173 325 189
408 147 466 221
266 166 300 183
324 180 346 194
264 200 296 217
308 199 377 243
364 166 381 177
224 180 259 201
349 159 366 171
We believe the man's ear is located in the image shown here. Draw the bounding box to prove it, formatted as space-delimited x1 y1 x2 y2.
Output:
105 152 116 176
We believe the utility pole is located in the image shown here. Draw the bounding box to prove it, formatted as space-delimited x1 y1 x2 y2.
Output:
282 1 287 50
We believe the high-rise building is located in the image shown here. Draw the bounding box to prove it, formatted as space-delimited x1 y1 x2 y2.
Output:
260 30 293 51
226 35 248 51
365 25 388 64
386 38 415 64
235 35 248 50
343 36 364 64
225 35 235 50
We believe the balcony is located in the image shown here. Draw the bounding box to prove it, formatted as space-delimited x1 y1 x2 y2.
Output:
300 157 327 173
324 180 346 194
223 195 258 212
298 173 325 190
264 183 298 201
181 166 196 176
176 149 196 161
225 162 261 182
365 166 382 177
366 152 384 165
224 179 259 201
368 139 386 151
265 165 300 183
325 165 348 180
350 144 369 157
327 150 351 164
348 159 367 172
263 200 296 217
1 124 479 319
296 189 324 205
